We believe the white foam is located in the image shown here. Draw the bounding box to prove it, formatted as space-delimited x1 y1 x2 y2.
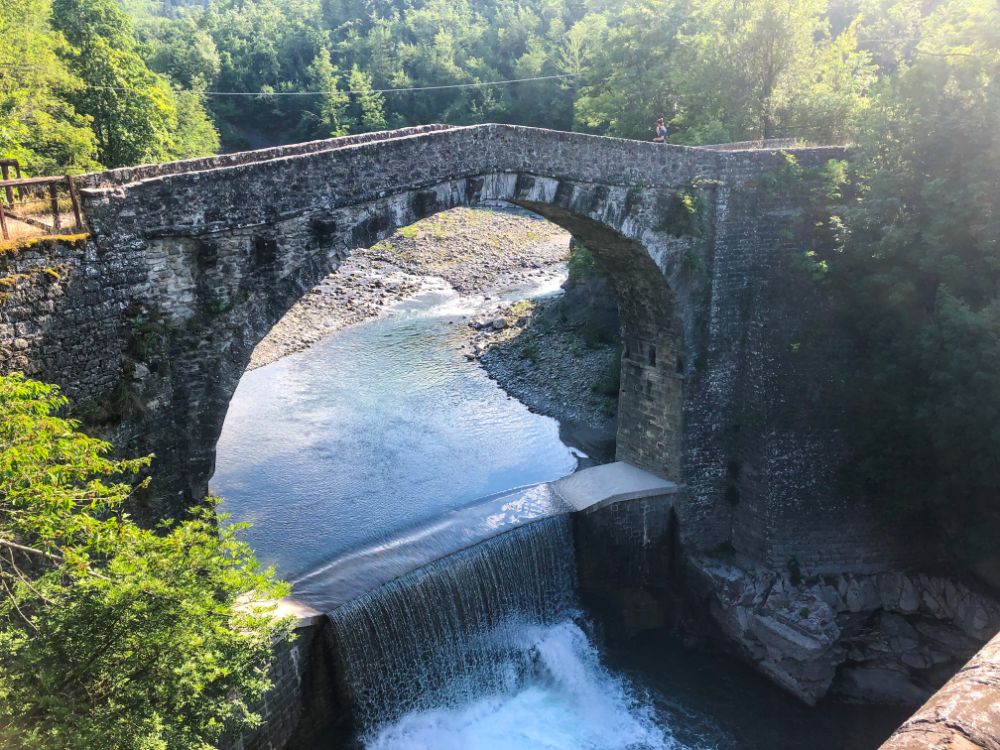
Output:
364 621 682 750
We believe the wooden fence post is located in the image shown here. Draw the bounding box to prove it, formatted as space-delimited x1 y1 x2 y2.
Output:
65 176 82 231
0 202 8 241
0 164 12 206
49 182 61 233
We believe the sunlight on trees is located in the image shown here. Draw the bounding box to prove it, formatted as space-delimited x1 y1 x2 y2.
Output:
0 374 290 749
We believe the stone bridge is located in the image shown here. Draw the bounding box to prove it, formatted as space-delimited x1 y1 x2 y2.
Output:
1 122 887 572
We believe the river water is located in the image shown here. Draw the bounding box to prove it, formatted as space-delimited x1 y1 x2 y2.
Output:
213 275 578 579
213 273 906 750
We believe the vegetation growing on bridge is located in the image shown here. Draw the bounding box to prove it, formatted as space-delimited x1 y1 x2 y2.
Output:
0 373 290 749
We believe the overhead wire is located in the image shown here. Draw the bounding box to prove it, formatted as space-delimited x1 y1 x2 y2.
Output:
0 71 579 97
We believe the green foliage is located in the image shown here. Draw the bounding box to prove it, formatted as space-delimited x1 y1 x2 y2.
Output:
572 0 875 144
3 0 913 169
566 242 601 283
658 187 707 237
347 66 387 133
791 250 830 283
303 48 350 138
520 342 540 363
591 343 623 399
51 0 219 167
170 86 221 159
760 153 849 201
580 315 617 349
2 0 217 173
127 309 165 361
0 0 99 174
831 0 1000 576
0 374 290 748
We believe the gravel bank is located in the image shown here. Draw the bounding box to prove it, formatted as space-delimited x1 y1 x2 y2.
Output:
249 206 569 370
467 295 620 461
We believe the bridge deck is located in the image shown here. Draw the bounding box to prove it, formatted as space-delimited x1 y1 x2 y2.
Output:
79 123 460 190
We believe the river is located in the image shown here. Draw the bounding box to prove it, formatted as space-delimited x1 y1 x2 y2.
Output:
212 275 579 579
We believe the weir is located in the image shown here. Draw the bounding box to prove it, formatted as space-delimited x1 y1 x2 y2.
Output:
290 483 574 611
328 515 578 729
228 463 681 750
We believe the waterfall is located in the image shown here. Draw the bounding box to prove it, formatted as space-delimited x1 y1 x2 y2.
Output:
327 515 579 729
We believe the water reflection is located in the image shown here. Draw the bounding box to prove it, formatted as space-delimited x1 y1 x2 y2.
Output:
212 279 579 579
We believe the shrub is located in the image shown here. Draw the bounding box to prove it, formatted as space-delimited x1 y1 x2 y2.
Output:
0 373 290 749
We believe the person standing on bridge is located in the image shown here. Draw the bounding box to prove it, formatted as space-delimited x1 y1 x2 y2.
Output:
653 118 669 143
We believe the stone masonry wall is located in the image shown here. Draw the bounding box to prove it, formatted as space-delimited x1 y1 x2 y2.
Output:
573 492 680 639
80 124 455 189
225 619 342 750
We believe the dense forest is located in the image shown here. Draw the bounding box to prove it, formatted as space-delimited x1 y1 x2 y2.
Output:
0 0 970 168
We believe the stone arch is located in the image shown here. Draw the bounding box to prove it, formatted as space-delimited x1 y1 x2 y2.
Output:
163 175 685 514
510 201 682 480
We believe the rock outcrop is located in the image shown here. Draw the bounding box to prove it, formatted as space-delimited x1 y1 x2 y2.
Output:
688 555 1000 706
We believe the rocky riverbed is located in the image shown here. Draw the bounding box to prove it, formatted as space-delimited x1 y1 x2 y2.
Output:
249 207 622 444
464 297 619 460
687 553 1000 707
250 206 569 370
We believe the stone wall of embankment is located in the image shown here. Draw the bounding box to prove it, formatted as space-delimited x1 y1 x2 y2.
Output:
225 614 342 750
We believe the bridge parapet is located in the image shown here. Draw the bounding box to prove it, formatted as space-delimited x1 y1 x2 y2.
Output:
78 124 727 241
78 123 456 190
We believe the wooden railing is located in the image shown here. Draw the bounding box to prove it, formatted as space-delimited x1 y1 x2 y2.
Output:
0 160 84 243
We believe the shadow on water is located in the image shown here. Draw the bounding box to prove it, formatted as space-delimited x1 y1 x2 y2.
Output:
606 631 910 750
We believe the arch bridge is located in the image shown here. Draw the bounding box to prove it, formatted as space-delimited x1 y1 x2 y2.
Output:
0 123 864 572
4 125 1000 749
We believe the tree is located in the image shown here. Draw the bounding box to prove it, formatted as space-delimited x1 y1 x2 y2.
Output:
170 85 221 158
346 65 387 132
52 0 218 167
669 0 873 143
832 0 1000 583
0 0 99 174
572 0 874 144
303 48 350 137
145 16 222 90
571 1 684 139
52 0 176 167
0 374 290 748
